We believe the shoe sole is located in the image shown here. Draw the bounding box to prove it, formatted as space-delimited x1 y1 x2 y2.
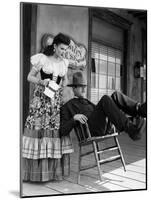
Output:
137 118 146 135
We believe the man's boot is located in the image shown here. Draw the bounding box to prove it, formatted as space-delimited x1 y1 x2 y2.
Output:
125 117 146 141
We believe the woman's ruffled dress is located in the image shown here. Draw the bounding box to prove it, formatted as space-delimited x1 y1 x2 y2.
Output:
22 54 74 182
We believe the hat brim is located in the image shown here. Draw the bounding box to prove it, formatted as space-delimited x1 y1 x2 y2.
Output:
67 84 87 87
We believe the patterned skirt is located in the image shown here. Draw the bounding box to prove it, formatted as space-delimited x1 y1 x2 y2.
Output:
22 85 74 182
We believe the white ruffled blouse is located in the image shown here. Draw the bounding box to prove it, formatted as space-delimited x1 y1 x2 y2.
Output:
30 53 69 77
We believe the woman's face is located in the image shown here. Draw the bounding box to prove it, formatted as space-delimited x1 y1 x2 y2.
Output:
54 43 69 59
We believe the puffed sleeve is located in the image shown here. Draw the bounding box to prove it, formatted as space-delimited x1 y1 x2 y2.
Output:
30 53 46 72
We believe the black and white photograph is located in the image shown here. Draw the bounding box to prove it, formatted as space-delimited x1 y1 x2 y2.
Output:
20 1 147 198
1 0 150 199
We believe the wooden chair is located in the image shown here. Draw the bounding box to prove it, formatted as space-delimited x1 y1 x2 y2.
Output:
74 122 126 183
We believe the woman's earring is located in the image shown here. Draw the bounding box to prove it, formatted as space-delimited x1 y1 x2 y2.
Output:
53 48 56 52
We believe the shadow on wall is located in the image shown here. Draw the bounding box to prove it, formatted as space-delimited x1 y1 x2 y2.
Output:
62 87 74 103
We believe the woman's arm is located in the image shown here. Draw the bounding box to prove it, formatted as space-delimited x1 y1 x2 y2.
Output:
61 73 68 87
27 68 49 86
27 67 39 84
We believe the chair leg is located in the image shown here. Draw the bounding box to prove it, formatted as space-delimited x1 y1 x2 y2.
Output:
96 142 101 160
114 136 126 171
68 154 71 177
77 145 82 184
92 141 103 181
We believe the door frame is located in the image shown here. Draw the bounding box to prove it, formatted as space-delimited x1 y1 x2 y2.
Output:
20 2 37 126
87 8 132 100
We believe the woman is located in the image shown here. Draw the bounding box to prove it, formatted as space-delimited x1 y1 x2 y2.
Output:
22 33 74 182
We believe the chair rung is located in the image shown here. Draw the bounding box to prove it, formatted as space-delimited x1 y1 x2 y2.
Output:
80 163 97 171
99 155 121 164
97 146 119 154
80 140 92 145
91 133 119 141
81 150 94 157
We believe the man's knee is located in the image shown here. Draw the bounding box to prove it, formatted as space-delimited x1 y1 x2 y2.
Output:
99 95 111 106
111 91 120 99
95 95 110 114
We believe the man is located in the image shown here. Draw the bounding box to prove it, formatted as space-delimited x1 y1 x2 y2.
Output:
60 72 146 141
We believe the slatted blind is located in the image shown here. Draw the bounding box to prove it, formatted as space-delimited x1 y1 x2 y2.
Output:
91 42 123 104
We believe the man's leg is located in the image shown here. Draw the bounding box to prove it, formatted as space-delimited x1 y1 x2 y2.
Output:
88 102 108 136
111 91 146 117
88 95 145 140
137 102 146 117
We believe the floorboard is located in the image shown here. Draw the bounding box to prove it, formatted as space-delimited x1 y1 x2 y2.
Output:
22 131 147 197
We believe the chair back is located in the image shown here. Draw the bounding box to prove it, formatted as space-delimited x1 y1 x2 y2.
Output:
74 122 91 143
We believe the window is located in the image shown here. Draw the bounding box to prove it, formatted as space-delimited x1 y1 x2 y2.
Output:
91 42 123 104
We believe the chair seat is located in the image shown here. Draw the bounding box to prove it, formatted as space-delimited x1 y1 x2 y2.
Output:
80 132 119 144
90 132 119 140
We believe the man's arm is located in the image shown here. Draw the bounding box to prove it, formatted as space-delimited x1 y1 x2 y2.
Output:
60 105 76 137
60 104 88 137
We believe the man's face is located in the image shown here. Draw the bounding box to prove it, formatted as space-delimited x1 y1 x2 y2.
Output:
72 86 86 98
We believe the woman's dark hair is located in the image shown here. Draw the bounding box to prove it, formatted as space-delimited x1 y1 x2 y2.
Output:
43 33 70 56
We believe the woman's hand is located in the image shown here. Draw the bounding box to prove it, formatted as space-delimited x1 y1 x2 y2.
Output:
42 79 50 86
73 114 88 124
37 78 50 86
27 67 50 86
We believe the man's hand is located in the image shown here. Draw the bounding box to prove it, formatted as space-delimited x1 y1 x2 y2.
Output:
73 114 88 124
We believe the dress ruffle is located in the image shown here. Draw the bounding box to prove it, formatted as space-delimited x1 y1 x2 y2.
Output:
23 154 70 182
22 128 74 159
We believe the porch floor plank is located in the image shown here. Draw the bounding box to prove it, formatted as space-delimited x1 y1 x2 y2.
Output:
65 169 142 190
64 170 128 191
22 131 146 197
70 155 146 183
77 167 146 189
22 182 61 196
45 180 94 194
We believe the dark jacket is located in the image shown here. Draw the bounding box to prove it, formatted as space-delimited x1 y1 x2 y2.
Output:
60 97 95 137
